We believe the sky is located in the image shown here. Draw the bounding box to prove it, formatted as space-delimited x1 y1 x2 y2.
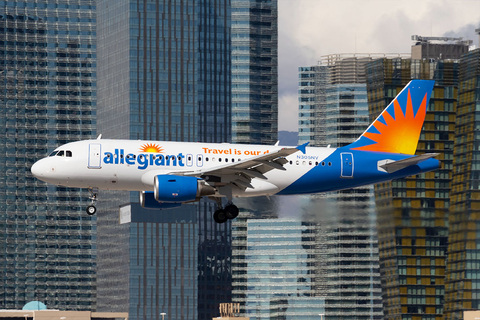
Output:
278 0 480 132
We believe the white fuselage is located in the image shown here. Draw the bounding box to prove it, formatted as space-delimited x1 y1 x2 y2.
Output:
31 139 336 198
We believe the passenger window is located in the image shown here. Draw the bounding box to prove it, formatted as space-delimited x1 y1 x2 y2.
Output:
57 150 64 157
186 154 193 167
232 159 235 162
197 154 203 167
66 150 72 157
225 158 228 162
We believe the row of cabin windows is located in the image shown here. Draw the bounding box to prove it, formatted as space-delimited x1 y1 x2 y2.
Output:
290 160 332 167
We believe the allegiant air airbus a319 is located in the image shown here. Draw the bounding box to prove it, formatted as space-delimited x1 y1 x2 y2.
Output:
32 80 440 223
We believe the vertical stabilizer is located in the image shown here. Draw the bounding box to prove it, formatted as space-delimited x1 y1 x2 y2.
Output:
347 80 435 155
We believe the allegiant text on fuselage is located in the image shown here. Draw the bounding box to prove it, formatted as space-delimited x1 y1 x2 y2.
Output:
103 149 185 170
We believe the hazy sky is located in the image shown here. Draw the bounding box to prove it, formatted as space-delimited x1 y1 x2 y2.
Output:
278 0 480 132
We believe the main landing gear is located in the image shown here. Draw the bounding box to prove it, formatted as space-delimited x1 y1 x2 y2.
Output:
86 188 98 216
212 198 239 224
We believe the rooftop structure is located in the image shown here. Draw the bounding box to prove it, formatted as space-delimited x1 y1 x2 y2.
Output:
411 35 471 60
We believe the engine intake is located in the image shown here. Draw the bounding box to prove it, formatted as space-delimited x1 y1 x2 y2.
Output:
154 175 215 203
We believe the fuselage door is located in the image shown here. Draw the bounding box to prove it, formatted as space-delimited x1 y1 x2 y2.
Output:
340 152 353 178
88 143 102 169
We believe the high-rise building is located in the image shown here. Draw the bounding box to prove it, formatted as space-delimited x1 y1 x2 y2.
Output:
444 48 480 320
96 1 231 320
231 0 277 145
232 217 325 320
0 0 97 310
365 40 463 319
298 54 393 320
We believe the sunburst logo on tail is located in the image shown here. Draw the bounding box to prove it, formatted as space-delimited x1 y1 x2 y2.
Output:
350 84 431 155
139 143 164 153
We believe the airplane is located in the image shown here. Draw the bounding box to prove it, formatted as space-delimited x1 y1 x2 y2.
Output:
31 80 440 223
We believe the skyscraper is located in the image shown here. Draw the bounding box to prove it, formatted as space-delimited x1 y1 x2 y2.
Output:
365 40 463 319
0 0 97 310
232 217 325 320
231 0 277 145
444 48 480 320
96 1 231 319
297 54 391 320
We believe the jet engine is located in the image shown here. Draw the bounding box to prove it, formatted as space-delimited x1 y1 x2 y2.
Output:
139 191 182 210
154 175 215 203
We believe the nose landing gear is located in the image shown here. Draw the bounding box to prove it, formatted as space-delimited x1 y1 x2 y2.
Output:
86 188 98 216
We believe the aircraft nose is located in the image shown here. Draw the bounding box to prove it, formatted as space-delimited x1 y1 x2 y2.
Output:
31 158 51 179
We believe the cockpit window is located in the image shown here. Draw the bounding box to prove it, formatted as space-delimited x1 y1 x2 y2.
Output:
66 150 72 157
49 151 58 157
57 150 65 157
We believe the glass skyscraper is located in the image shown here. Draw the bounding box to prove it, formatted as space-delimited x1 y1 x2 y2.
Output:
231 0 277 145
232 218 325 320
0 0 97 310
96 1 231 319
298 55 388 320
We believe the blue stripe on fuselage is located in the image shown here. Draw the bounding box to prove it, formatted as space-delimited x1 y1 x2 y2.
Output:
277 149 440 195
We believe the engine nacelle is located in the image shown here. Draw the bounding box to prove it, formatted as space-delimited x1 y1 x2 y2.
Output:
139 191 182 210
154 175 215 203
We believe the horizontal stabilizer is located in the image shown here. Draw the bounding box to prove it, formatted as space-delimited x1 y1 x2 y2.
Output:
379 153 440 173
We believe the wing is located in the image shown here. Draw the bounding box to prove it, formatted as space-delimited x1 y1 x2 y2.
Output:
173 143 309 190
379 153 440 173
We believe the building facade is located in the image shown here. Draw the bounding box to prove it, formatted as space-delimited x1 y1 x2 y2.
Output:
365 55 459 320
444 48 480 320
298 54 389 320
232 217 325 320
96 1 232 320
231 0 277 145
0 0 97 310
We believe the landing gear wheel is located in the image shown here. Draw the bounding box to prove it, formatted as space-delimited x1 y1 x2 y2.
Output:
86 188 98 216
213 209 228 224
224 204 239 220
86 205 97 216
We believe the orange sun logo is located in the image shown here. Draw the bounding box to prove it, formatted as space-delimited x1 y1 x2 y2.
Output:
139 143 164 153
352 89 428 155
